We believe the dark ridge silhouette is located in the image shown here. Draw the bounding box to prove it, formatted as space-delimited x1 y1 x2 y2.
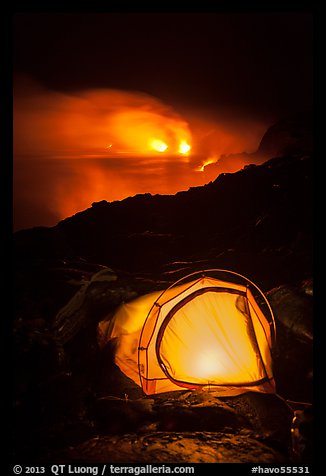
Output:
14 152 312 286
256 111 313 158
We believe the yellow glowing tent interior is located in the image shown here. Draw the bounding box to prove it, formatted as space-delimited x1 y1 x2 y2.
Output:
98 269 276 396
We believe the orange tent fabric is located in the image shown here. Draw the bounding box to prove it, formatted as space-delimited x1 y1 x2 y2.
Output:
98 271 276 396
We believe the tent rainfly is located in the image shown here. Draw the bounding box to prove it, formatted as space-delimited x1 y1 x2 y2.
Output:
98 270 276 396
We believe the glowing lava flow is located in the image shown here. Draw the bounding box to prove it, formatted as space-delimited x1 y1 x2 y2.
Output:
178 141 191 155
197 157 218 172
149 139 169 152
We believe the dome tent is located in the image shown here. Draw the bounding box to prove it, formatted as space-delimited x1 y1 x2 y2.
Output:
98 269 276 396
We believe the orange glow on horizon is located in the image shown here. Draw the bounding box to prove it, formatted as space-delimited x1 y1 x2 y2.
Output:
14 77 268 230
14 82 193 159
106 107 191 156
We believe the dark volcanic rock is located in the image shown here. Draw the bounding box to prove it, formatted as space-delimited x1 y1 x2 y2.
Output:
49 390 294 464
14 153 312 289
28 389 294 464
267 280 313 343
54 431 287 464
267 279 313 404
256 112 313 159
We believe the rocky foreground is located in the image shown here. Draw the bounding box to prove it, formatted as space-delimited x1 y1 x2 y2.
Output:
12 261 313 464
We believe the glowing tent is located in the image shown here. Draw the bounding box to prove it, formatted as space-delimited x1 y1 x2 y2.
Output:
98 270 276 396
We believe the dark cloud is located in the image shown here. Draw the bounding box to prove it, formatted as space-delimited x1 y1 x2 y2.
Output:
13 12 313 120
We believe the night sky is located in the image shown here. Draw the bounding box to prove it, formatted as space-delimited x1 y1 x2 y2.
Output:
13 12 313 231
